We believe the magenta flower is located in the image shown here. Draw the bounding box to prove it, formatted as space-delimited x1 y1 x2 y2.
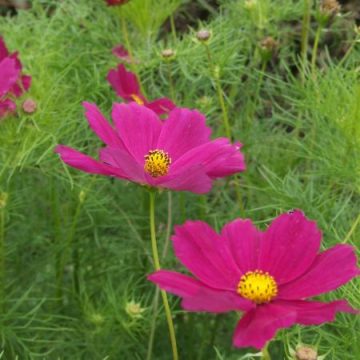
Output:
148 211 359 349
0 36 31 118
107 64 175 116
106 0 129 6
112 44 133 64
55 102 245 194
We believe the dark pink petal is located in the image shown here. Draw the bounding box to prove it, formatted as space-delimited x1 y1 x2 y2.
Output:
83 102 124 148
148 270 254 312
111 102 162 164
146 97 176 116
233 303 297 349
107 64 142 101
276 299 358 325
21 74 31 91
171 221 242 290
0 57 20 97
55 145 128 179
157 108 211 161
112 44 130 62
152 164 212 194
106 0 129 6
99 147 145 183
172 138 246 178
221 219 261 274
278 244 359 299
0 99 16 118
259 210 322 284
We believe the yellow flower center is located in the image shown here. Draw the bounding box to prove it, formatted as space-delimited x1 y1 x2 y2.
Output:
237 270 278 304
131 94 144 105
144 149 171 178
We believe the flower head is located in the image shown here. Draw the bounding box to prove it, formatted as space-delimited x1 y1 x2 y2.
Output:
107 64 175 116
106 0 129 6
196 29 212 43
148 210 359 349
55 102 246 194
112 44 137 64
0 36 31 119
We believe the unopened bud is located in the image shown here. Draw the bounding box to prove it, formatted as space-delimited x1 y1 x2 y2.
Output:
125 300 145 318
244 0 257 10
79 190 86 204
161 48 176 60
22 99 37 114
295 346 318 360
320 0 341 17
196 29 212 43
259 36 278 61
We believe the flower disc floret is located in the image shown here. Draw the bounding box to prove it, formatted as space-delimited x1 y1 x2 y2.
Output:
237 270 277 304
144 149 171 178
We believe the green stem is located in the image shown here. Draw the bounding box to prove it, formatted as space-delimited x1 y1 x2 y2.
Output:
338 35 359 67
170 14 177 43
0 199 6 312
343 213 360 244
167 62 176 104
311 24 322 75
149 191 179 360
146 287 160 360
261 343 271 360
301 0 312 82
204 45 232 139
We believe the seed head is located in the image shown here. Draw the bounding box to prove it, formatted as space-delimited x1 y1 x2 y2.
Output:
320 0 341 17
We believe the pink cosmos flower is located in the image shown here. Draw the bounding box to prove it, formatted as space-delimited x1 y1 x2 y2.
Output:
148 210 359 349
106 0 129 6
112 44 132 64
107 64 175 116
55 102 245 194
0 36 31 118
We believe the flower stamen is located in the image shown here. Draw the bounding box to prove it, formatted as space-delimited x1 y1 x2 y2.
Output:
144 149 171 178
237 270 278 304
131 94 144 105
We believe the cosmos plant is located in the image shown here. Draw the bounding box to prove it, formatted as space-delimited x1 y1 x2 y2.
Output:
149 210 359 352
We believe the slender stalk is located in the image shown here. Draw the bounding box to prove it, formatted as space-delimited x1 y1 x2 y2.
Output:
170 14 177 43
203 44 245 215
167 62 176 103
338 34 359 67
311 24 322 75
149 191 179 360
147 192 173 360
56 193 83 302
261 343 271 360
0 193 7 313
204 45 232 139
301 0 312 82
342 213 360 244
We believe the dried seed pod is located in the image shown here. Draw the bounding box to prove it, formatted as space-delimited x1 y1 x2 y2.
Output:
22 99 37 114
196 29 212 43
161 48 176 60
295 346 318 360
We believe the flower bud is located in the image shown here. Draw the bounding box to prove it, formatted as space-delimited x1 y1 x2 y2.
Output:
125 300 145 318
318 0 341 24
259 36 278 61
244 0 257 10
196 29 212 43
79 190 86 204
161 48 176 61
295 346 318 360
22 99 37 114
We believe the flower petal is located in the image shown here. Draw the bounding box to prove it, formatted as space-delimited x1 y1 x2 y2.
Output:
171 138 245 178
233 303 297 349
152 164 212 194
221 219 261 274
157 108 211 161
0 99 16 118
107 63 142 101
259 210 322 284
83 102 124 148
0 57 20 97
99 147 145 183
55 145 128 179
276 299 358 325
146 97 176 115
112 102 162 164
171 221 242 290
278 244 359 299
148 270 254 313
